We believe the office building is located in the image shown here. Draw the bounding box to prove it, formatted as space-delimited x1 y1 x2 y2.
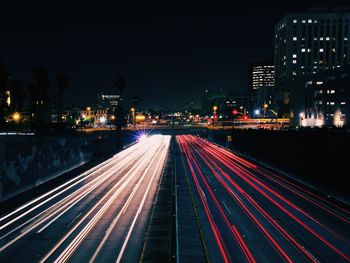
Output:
289 65 350 127
275 10 350 86
250 60 275 91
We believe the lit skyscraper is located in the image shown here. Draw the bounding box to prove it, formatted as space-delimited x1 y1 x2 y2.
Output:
250 60 275 92
274 9 350 86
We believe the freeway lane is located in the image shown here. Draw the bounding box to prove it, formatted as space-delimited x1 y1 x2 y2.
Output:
177 135 350 262
0 134 170 262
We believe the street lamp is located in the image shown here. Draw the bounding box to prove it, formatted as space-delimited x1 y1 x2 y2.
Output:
212 106 218 124
131 108 135 128
263 103 268 117
12 112 21 134
12 112 21 122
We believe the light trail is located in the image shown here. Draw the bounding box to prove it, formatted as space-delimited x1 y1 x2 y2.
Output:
115 138 169 263
0 138 149 231
178 135 255 263
0 135 170 263
177 135 350 262
0 138 155 252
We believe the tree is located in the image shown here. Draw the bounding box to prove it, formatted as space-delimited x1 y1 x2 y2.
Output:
0 64 9 130
29 67 51 128
115 77 126 96
114 77 127 130
56 74 70 123
132 95 140 109
12 80 25 111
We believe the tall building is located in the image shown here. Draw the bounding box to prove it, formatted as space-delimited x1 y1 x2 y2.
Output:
250 60 275 110
290 65 350 128
275 9 350 86
250 60 275 91
274 9 350 117
97 93 121 113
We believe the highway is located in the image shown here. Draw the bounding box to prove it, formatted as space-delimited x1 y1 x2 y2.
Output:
0 134 171 262
177 135 350 263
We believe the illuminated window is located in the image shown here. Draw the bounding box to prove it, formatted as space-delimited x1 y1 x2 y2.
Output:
330 102 335 105
302 20 306 23
341 102 346 105
293 60 297 64
6 91 11 106
293 19 297 24
320 37 324 41
301 48 306 52
319 48 324 52
293 37 297 41
316 81 323 85
293 54 297 58
326 37 330 41
330 90 335 94
308 19 312 23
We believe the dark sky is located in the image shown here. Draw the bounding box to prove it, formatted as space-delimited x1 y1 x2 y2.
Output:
0 1 347 110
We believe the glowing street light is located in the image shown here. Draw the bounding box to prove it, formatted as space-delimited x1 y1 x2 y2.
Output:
12 112 21 122
130 108 136 128
254 109 260 115
263 103 268 117
212 106 218 123
99 116 106 124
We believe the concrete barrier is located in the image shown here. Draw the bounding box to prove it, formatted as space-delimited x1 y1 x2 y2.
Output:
0 135 92 202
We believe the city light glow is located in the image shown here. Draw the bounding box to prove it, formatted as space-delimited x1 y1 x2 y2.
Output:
99 116 106 123
12 112 21 122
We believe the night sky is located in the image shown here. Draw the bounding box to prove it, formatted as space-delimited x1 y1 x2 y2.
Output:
0 1 346 110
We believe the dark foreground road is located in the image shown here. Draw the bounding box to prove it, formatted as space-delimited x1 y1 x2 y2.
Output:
177 135 350 263
0 135 170 262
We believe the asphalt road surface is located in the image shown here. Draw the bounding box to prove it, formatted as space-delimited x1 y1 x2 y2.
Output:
0 134 170 262
177 135 350 263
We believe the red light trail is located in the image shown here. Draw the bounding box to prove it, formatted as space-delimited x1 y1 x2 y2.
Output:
177 135 350 262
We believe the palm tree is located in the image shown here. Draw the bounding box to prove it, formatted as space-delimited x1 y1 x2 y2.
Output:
12 80 25 111
0 64 9 130
56 74 70 123
30 67 50 127
115 77 126 96
114 77 127 130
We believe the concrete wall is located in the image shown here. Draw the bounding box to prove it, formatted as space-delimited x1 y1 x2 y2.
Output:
0 130 136 202
0 135 92 202
208 129 350 199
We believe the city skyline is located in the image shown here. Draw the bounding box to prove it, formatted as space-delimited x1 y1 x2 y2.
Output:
1 1 347 109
